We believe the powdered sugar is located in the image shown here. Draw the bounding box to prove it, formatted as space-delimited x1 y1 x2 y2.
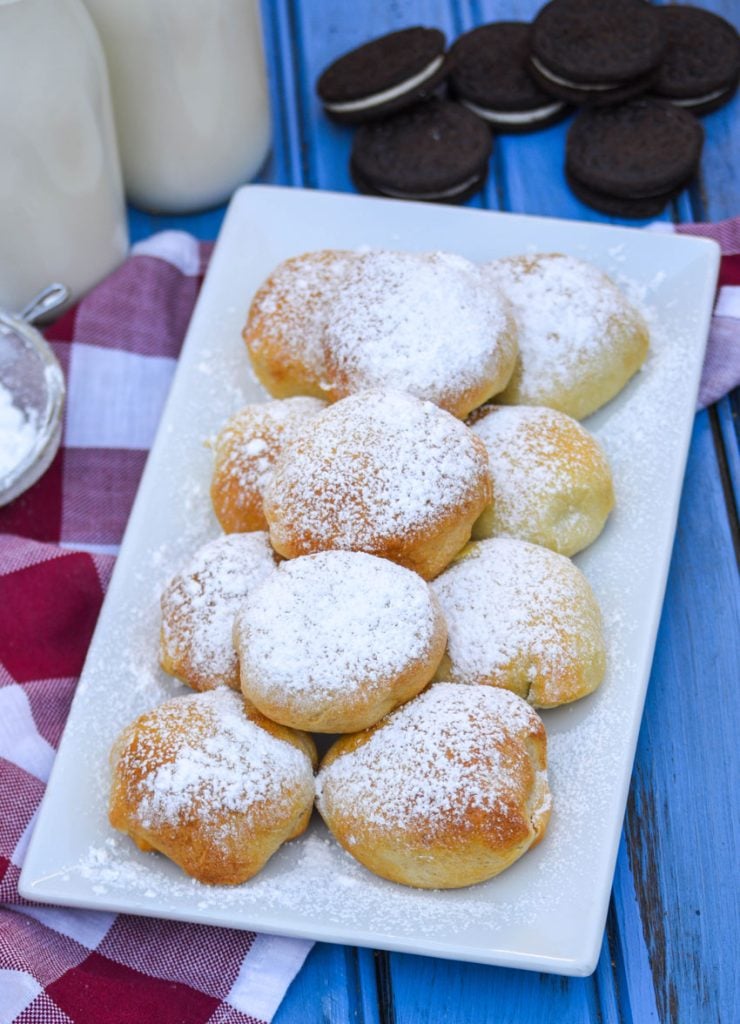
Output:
316 683 544 837
115 689 314 837
470 404 612 551
160 532 278 689
324 250 515 415
0 380 39 478
25 195 715 964
211 396 326 531
246 250 358 389
236 550 439 702
486 253 647 412
264 389 490 553
432 538 605 705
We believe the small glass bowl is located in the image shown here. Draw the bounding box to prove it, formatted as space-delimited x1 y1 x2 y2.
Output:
0 289 67 506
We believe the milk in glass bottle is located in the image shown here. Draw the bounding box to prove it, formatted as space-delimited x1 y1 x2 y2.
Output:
83 0 272 213
0 0 128 311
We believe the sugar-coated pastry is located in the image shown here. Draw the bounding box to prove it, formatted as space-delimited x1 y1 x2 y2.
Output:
263 390 492 580
160 533 279 692
316 683 551 889
322 250 517 419
235 550 447 733
432 538 606 708
486 253 649 419
211 397 327 533
243 250 358 399
109 689 317 885
469 405 614 555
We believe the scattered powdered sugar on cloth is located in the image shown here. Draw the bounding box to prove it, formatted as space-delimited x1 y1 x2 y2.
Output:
236 550 439 701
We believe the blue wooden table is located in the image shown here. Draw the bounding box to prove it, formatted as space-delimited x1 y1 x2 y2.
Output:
130 2 739 1021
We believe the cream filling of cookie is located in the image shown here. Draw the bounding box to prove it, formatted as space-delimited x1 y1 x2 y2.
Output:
671 87 728 107
379 173 481 200
461 97 565 124
324 55 445 112
530 56 622 92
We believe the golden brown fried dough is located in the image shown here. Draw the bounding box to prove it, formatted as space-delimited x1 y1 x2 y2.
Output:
109 689 317 885
316 683 550 889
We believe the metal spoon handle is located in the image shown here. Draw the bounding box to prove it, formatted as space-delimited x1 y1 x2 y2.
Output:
18 283 70 324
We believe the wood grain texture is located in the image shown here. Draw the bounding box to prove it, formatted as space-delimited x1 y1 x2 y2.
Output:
125 1 738 1020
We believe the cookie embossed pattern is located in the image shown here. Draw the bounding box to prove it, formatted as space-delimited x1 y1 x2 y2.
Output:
19 186 720 975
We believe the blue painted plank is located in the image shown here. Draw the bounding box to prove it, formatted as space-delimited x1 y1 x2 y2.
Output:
617 411 739 1023
274 944 381 1024
717 396 740 520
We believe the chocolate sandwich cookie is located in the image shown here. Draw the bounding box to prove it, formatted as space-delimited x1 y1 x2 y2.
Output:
448 22 569 133
350 100 493 204
566 98 704 218
317 27 449 124
653 6 740 117
530 0 665 106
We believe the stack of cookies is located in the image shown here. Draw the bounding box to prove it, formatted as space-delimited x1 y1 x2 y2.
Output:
108 245 652 892
315 1 739 217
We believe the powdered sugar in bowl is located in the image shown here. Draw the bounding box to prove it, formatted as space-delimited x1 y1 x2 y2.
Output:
0 285 67 506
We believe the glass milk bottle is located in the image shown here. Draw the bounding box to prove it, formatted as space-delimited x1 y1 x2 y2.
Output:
82 0 272 214
0 0 128 312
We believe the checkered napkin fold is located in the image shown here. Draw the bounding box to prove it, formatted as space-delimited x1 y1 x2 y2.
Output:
0 220 738 1024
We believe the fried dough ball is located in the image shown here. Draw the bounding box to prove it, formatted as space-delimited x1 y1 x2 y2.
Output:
432 538 606 708
235 550 447 732
469 404 614 555
210 397 326 533
263 389 492 580
243 250 358 399
160 533 278 692
316 683 550 889
322 249 518 419
109 689 317 885
486 253 649 419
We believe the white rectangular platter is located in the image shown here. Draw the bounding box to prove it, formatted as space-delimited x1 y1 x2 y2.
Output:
20 185 720 975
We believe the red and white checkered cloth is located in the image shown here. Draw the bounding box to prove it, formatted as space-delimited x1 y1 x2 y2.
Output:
0 221 738 1024
0 233 312 1024
652 216 740 407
